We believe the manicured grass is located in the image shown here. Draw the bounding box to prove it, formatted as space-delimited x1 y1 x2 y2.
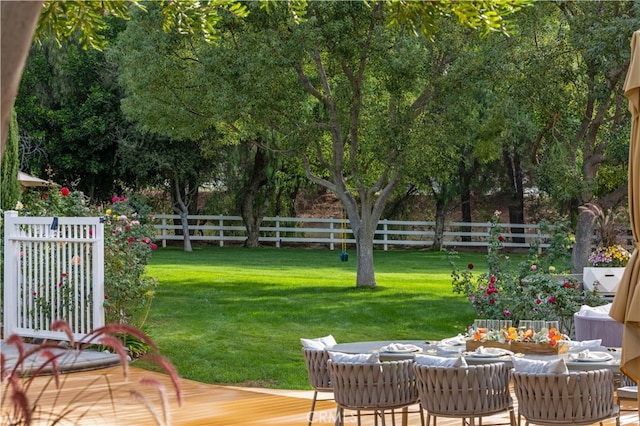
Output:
143 246 489 389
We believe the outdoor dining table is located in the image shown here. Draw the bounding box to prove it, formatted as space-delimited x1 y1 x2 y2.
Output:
328 339 622 372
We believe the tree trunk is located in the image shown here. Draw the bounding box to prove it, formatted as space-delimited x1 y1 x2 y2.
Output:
460 171 472 242
503 149 526 244
433 196 446 251
239 146 270 248
572 207 595 273
1 1 43 155
173 178 192 252
355 218 376 287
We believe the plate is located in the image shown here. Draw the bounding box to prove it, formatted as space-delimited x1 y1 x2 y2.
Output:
570 351 613 362
379 344 422 354
382 348 421 354
468 348 513 358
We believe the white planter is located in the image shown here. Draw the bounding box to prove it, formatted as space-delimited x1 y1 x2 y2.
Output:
582 267 626 294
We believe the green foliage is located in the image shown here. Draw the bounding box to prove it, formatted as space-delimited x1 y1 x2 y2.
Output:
1 108 21 210
103 197 158 327
451 212 607 333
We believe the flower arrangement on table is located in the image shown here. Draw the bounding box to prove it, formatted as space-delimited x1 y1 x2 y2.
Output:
587 244 630 267
470 326 564 346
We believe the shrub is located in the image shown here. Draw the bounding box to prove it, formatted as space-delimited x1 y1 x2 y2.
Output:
450 211 607 335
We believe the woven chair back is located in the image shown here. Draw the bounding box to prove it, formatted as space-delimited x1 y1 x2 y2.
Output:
302 349 332 391
328 359 418 411
511 368 618 424
413 362 512 416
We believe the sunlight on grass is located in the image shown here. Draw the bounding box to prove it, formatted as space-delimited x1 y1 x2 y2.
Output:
144 247 492 389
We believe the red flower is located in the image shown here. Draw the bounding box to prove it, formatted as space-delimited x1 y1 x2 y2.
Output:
104 295 109 300
41 194 48 200
61 273 67 278
119 196 126 201
563 282 571 288
549 296 556 304
467 263 474 270
112 196 119 203
150 244 158 250
127 237 136 243
60 187 70 197
498 235 505 242
489 299 495 305
489 275 496 284
535 298 542 305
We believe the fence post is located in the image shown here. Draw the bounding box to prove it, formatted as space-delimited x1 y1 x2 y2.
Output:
161 217 167 248
536 225 542 255
486 223 492 254
219 215 224 247
276 217 281 248
330 220 335 250
382 219 388 251
3 211 18 338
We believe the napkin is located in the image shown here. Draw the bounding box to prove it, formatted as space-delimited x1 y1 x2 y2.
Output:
440 334 466 346
379 343 421 352
567 339 602 348
576 349 590 359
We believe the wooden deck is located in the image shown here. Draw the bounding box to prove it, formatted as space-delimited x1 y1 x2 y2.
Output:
3 366 638 425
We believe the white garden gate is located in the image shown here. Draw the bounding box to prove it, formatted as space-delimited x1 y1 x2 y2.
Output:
3 211 105 341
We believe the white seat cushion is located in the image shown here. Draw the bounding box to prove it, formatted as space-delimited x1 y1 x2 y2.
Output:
511 356 568 374
414 354 467 368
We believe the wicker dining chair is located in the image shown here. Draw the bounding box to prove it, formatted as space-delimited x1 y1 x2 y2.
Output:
511 368 620 426
413 362 516 426
302 348 334 426
616 382 637 413
328 358 423 426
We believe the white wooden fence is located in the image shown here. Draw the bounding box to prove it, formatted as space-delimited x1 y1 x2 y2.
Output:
3 211 105 341
153 214 552 250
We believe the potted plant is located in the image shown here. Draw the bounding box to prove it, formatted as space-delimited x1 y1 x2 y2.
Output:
581 204 631 294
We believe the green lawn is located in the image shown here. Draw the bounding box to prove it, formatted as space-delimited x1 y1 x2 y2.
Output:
143 246 490 389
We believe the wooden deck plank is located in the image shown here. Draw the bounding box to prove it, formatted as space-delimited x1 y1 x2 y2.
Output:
2 366 637 425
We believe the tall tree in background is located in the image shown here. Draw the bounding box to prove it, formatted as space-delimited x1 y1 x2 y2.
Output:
1 108 22 210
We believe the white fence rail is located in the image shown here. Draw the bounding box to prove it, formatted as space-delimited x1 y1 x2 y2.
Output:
153 215 552 250
3 211 105 341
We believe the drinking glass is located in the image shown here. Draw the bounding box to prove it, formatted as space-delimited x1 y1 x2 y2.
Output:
532 320 547 333
499 320 513 331
473 319 487 334
487 320 501 332
546 321 560 332
518 320 532 333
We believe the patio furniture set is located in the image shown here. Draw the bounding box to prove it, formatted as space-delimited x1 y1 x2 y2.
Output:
301 334 636 426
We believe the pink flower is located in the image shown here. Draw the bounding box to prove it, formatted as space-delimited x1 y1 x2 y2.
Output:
549 296 556 304
150 244 158 250
470 295 476 301
60 187 70 197
494 210 502 216
112 196 119 203
490 276 497 284
503 310 511 316
119 196 125 201
531 265 537 271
